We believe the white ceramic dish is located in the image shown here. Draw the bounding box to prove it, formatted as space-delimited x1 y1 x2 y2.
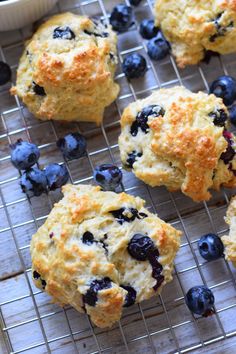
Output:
0 0 58 31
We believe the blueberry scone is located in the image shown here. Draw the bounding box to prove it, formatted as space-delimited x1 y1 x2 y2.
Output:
222 196 236 266
11 13 119 124
154 0 236 67
119 86 236 202
30 184 181 328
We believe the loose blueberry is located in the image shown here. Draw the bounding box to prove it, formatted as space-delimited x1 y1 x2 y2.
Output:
129 0 142 5
208 108 228 127
198 233 224 261
53 26 75 40
147 32 170 60
93 164 123 191
229 104 236 126
121 285 137 307
82 231 95 245
0 61 11 85
140 19 159 39
110 4 133 33
83 278 112 306
57 132 87 160
130 105 165 136
209 75 236 106
110 207 147 224
10 139 40 170
20 167 47 197
33 82 46 96
126 151 142 168
45 163 69 190
185 285 215 316
122 53 147 79
128 234 155 261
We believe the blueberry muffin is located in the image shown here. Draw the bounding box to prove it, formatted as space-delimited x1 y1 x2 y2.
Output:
119 86 236 202
11 13 119 124
154 0 236 67
222 196 236 266
30 184 181 328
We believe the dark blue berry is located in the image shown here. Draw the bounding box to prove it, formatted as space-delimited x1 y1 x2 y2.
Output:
148 249 164 291
33 271 46 289
45 163 69 191
122 53 147 79
208 108 228 127
126 151 142 168
57 132 87 160
20 167 47 197
185 286 215 316
41 279 47 290
33 82 46 96
110 208 147 224
121 285 136 307
130 105 165 136
129 0 142 5
128 234 155 261
110 5 133 33
10 139 40 170
209 13 234 42
221 131 235 164
221 143 235 164
33 270 41 279
53 26 75 40
83 278 112 306
147 32 170 60
198 233 224 261
0 61 11 85
82 232 95 245
209 75 236 106
140 19 159 39
93 164 123 191
229 104 236 126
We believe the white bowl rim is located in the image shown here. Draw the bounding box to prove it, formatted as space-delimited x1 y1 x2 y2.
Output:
0 0 38 7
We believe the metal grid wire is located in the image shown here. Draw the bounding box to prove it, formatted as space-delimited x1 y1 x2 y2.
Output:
1 0 236 353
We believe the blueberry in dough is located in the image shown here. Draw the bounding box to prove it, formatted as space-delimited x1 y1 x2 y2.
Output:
53 26 75 40
83 278 112 306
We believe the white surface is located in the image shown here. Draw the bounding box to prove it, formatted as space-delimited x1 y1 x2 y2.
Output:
0 0 58 31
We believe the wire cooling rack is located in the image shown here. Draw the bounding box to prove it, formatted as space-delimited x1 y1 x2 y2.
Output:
1 0 236 353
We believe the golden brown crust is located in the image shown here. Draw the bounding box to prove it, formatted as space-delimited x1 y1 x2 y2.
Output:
30 184 181 328
154 0 236 67
222 196 236 266
11 12 119 124
119 86 236 202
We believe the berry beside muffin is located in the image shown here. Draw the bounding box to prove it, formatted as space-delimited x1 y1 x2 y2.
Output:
119 86 236 202
30 184 181 328
11 12 119 124
154 0 236 67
